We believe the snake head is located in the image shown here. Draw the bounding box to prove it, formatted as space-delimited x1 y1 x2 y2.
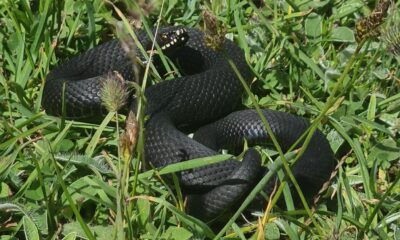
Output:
151 27 189 54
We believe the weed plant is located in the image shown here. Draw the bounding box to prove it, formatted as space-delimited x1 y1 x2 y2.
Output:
0 0 399 239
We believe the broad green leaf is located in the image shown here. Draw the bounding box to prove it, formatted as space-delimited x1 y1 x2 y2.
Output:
333 1 363 19
62 222 112 240
331 27 355 42
305 13 322 40
0 156 14 179
367 94 376 121
23 216 40 240
62 232 77 240
0 236 18 240
264 222 280 240
0 183 11 198
61 176 115 210
367 139 400 166
137 198 152 229
162 226 193 240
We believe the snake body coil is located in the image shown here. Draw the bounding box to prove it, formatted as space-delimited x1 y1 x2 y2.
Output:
43 26 335 221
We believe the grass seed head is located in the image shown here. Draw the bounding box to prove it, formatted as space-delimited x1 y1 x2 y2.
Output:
384 25 400 56
120 110 138 157
101 72 130 112
355 0 391 42
383 18 400 56
202 9 227 50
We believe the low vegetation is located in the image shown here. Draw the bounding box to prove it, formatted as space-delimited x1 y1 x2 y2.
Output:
0 0 399 239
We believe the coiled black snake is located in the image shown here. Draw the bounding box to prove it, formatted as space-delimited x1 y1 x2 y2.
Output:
43 26 335 221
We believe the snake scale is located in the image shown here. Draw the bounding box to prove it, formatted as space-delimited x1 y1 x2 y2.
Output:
42 26 335 221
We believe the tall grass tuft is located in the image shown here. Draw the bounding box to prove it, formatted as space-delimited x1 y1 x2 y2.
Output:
0 0 399 239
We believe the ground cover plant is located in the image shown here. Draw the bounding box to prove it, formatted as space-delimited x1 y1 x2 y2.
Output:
0 0 399 239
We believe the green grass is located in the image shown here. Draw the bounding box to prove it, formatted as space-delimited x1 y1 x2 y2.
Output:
1 0 399 239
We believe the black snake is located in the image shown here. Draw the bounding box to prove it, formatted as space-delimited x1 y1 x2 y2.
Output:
42 26 335 221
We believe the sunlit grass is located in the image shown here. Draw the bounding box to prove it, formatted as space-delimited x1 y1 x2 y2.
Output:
0 0 399 239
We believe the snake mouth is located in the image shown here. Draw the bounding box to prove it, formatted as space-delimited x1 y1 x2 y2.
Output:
155 27 189 52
